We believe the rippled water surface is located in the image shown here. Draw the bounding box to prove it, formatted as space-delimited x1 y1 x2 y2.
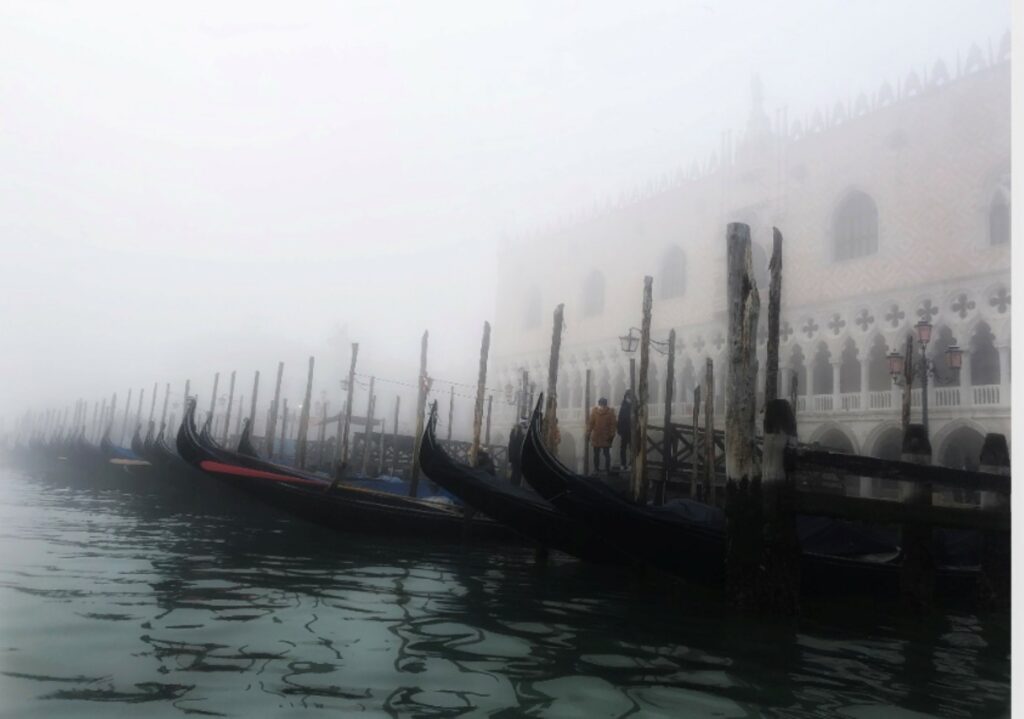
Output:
0 465 1010 718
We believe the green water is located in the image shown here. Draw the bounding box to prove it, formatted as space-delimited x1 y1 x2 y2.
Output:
0 466 1010 717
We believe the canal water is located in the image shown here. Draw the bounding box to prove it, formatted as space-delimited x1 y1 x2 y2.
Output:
0 465 1010 718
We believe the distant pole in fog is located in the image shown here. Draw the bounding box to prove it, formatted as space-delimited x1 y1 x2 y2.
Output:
148 382 158 425
267 362 284 458
160 383 170 431
337 343 359 473
223 370 236 445
248 370 260 430
120 388 133 446
279 398 289 463
207 373 220 431
361 377 376 477
135 388 145 436
296 356 315 469
235 395 244 440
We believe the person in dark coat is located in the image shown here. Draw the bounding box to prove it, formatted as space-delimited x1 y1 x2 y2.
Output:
475 448 497 476
507 418 526 486
617 390 633 469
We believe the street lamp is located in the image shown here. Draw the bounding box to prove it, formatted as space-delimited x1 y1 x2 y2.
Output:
888 319 962 435
618 327 672 396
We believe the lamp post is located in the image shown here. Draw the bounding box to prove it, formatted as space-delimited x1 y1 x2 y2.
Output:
887 320 962 436
503 369 532 419
618 327 670 394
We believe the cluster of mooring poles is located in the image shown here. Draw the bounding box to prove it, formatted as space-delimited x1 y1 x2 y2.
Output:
10 222 1010 615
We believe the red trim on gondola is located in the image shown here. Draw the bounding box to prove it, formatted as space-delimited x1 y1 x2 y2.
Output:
199 460 325 487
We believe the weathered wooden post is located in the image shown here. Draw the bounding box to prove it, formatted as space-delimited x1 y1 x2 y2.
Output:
690 385 701 498
583 368 592 475
280 398 289 460
470 321 491 467
899 423 934 608
222 370 236 445
120 388 133 446
160 383 170 431
316 401 328 468
108 393 118 437
135 388 145 437
207 373 219 431
248 370 260 429
336 344 359 474
409 331 430 496
361 377 376 476
542 304 565 452
267 362 284 458
724 222 761 613
296 356 315 469
376 404 386 475
235 395 244 439
484 395 493 446
657 328 676 505
765 228 783 403
519 369 530 420
634 277 653 502
446 385 455 445
704 359 716 504
390 395 400 476
760 398 800 615
977 433 1010 609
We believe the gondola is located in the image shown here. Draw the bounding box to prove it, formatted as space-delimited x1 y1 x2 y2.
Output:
521 398 978 600
177 398 518 541
418 402 625 564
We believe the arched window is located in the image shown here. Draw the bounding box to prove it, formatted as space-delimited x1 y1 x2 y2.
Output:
990 189 1010 245
524 286 542 329
583 270 605 317
658 246 687 299
833 190 878 261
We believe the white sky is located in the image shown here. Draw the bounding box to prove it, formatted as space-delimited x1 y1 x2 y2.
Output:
0 1 1009 433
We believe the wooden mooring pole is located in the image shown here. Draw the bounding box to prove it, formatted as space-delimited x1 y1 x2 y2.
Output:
135 388 145 436
279 399 290 459
657 328 676 506
446 385 455 445
120 388 133 446
361 377 376 476
690 385 700 498
704 360 715 503
583 368 592 476
977 433 1010 609
469 321 491 467
160 383 170 432
296 356 315 469
248 370 260 429
760 399 799 614
484 395 493 446
223 370 236 445
267 362 284 458
634 278 652 503
901 335 913 433
207 374 219 431
765 228 783 403
390 395 400 476
337 344 359 475
724 222 761 613
899 423 934 609
409 331 429 496
542 304 564 452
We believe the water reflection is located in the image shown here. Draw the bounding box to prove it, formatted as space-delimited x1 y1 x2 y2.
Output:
0 467 1010 717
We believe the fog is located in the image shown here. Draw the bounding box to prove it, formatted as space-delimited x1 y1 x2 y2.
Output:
0 1 1008 436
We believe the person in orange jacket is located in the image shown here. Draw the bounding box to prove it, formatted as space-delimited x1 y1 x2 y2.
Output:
586 398 617 472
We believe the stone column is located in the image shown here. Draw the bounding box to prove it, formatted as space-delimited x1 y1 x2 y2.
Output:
859 355 870 412
804 363 813 408
831 360 842 411
959 348 973 407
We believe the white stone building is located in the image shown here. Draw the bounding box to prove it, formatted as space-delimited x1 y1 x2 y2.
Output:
491 36 1011 472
